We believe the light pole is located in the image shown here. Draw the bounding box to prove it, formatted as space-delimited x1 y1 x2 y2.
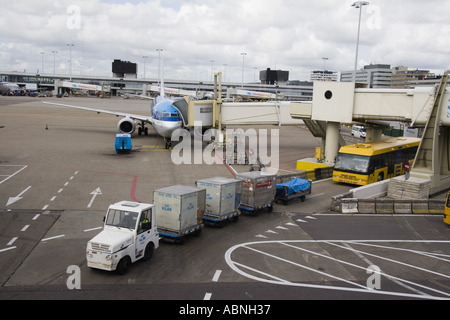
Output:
223 64 227 82
352 1 369 82
67 44 74 81
322 57 328 81
142 56 148 79
210 60 214 82
241 53 247 87
52 51 57 75
40 52 45 74
156 49 163 84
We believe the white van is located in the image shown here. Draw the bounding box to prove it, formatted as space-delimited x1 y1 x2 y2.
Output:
352 126 366 139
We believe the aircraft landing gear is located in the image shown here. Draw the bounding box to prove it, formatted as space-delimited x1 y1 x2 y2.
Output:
164 138 172 149
138 123 149 136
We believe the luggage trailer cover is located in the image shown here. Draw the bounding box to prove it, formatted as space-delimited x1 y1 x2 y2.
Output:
276 178 311 196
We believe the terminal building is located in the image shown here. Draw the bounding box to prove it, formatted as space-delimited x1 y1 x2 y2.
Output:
2 61 446 100
0 64 313 101
340 64 393 88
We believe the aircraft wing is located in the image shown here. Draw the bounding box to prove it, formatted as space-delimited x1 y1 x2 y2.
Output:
42 101 154 124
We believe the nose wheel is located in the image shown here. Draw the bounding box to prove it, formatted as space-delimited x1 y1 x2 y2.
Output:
164 138 172 149
138 121 149 136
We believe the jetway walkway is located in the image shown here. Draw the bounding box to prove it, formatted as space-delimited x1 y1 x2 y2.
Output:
177 72 450 194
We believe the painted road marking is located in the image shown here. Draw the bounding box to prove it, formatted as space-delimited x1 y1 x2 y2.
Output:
32 214 40 220
7 237 18 246
225 240 450 300
21 225 30 232
6 185 32 206
0 247 16 253
0 166 28 185
41 235 65 242
87 188 102 208
203 293 212 300
212 270 222 282
84 227 103 232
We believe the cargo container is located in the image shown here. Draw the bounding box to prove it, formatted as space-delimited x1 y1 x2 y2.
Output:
235 171 277 215
196 177 243 227
153 185 206 243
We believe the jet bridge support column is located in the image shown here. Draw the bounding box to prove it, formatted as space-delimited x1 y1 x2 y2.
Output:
325 122 340 163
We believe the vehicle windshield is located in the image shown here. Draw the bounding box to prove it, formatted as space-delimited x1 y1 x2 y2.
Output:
105 209 138 230
335 153 370 174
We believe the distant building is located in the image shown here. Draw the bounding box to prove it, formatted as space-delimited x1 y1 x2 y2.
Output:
310 70 338 82
112 60 138 79
341 64 392 88
260 68 289 86
391 66 431 89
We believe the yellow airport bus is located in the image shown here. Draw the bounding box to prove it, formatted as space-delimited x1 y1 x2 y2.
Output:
445 192 450 226
333 137 421 186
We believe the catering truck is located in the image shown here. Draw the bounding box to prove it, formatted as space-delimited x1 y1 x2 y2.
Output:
86 201 159 275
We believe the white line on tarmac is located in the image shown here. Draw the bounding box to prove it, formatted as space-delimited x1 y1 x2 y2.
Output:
0 247 16 253
84 227 103 232
203 293 212 300
7 237 18 246
41 235 65 242
212 270 222 282
0 166 28 185
21 225 30 232
32 214 40 220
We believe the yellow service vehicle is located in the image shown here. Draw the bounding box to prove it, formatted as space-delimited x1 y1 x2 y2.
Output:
445 192 450 225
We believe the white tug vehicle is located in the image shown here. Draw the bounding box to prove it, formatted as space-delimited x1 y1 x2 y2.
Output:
86 201 159 275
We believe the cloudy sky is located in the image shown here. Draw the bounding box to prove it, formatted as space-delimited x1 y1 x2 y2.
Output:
1 0 449 82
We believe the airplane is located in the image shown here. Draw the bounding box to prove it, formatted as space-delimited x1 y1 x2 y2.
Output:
0 80 20 93
43 57 183 149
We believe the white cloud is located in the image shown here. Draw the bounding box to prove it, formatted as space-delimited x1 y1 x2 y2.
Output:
1 0 449 81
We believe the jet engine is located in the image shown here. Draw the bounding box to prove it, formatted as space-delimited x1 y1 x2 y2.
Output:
118 117 136 134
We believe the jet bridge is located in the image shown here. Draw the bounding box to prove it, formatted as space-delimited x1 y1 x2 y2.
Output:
290 73 450 194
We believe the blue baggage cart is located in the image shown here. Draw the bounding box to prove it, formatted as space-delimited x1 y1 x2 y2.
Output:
115 133 132 154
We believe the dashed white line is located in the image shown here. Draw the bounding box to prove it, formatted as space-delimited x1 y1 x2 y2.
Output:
50 196 57 201
64 182 69 186
41 235 65 242
212 270 222 282
7 237 18 246
42 205 49 211
32 214 40 220
21 225 30 232
203 293 212 300
58 189 63 193
0 247 16 253
84 227 103 232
